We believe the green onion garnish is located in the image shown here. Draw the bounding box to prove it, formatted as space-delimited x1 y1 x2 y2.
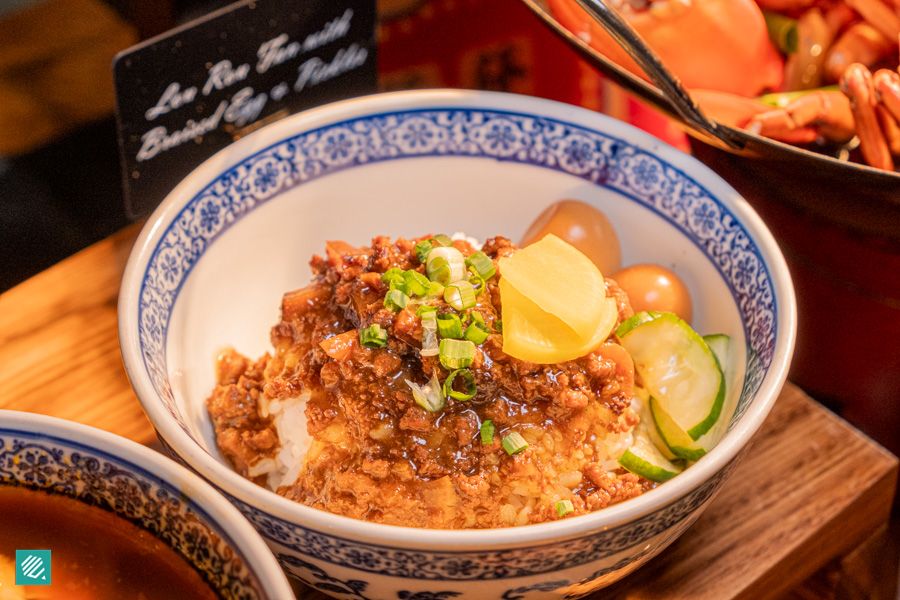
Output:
432 234 453 247
403 270 430 296
384 289 409 311
414 239 434 264
502 432 529 455
427 247 466 285
405 372 445 412
426 281 445 298
464 323 489 345
466 251 496 280
420 310 439 357
416 305 438 316
443 368 477 401
439 338 475 369
470 311 486 326
436 313 463 339
444 281 477 310
468 273 485 295
359 324 388 348
480 419 494 444
556 499 574 517
381 267 404 287
427 256 451 285
495 319 502 333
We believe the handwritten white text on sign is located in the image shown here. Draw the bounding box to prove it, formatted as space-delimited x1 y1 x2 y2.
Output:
136 9 366 163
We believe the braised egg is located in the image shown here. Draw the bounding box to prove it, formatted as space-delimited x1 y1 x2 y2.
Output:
520 199 622 275
613 264 693 324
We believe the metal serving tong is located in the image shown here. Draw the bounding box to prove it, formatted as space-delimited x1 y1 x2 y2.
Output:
567 0 746 150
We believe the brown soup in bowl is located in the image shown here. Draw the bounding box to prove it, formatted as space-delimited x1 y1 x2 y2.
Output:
0 409 295 600
0 485 219 599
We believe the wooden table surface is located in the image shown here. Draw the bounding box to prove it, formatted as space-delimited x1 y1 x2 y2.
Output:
1 222 897 600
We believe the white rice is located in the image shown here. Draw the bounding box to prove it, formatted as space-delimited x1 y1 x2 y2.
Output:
600 394 639 472
249 392 312 490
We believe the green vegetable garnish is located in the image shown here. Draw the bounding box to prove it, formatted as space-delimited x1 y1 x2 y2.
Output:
480 419 494 444
439 338 475 369
444 281 477 310
556 499 574 517
383 289 409 311
466 251 496 280
437 313 463 339
502 432 529 456
359 324 388 348
443 368 477 401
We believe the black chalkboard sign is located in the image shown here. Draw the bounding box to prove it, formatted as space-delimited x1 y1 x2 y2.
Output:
113 0 377 218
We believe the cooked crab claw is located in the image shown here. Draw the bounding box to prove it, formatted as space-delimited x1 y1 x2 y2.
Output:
841 62 895 170
874 68 900 121
873 69 900 155
744 90 856 144
844 0 900 44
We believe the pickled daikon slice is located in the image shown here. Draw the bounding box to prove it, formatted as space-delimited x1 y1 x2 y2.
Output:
499 234 618 363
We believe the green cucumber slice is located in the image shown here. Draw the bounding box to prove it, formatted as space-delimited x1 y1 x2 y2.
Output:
703 334 733 391
618 312 724 441
633 387 678 461
616 310 664 338
650 334 732 461
618 434 683 483
650 396 709 461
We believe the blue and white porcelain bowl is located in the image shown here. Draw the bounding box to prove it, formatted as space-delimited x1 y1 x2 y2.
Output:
0 410 294 598
118 89 796 600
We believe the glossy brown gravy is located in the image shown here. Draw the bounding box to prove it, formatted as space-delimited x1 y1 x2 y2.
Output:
0 485 220 600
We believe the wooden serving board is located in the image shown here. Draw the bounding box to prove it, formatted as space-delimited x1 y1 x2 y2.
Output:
0 222 897 600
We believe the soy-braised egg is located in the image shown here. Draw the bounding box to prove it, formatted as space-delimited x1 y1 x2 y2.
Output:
612 264 693 324
520 199 622 275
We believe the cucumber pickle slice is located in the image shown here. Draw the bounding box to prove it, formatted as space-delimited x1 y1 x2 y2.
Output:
617 312 725 441
618 434 683 483
649 333 732 461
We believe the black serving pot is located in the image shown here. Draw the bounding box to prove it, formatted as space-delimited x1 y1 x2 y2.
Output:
520 0 900 456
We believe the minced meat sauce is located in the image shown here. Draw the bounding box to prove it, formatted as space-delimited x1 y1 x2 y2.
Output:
206 235 655 529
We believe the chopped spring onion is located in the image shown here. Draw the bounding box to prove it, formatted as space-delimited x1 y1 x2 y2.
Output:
405 372 445 412
468 273 485 295
502 432 529 455
416 305 438 316
437 313 463 338
426 247 466 285
556 499 574 517
480 419 495 444
470 311 486 327
464 323 489 345
381 267 404 288
414 239 434 264
403 270 430 296
427 256 451 286
439 338 475 369
443 368 477 401
444 281 477 310
384 289 409 311
420 310 439 356
426 281 445 297
432 234 453 247
466 251 496 280
495 319 503 333
359 324 388 348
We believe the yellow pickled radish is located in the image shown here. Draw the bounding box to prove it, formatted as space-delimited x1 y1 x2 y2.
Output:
499 234 609 339
499 234 618 364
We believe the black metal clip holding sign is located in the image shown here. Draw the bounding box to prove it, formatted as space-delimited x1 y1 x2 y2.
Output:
113 0 377 219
